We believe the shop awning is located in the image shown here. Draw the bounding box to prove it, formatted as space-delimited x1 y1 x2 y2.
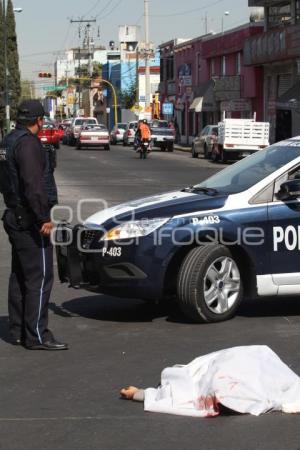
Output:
189 80 216 112
189 97 203 112
277 81 300 109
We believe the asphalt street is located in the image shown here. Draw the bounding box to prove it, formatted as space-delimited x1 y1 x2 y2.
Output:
1 144 300 450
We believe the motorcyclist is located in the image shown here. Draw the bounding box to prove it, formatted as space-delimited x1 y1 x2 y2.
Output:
139 119 151 159
134 120 143 151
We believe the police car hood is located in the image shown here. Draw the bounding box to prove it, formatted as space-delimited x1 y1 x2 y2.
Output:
84 190 228 227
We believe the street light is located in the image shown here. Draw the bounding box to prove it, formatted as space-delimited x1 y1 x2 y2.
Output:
3 2 22 134
221 11 230 34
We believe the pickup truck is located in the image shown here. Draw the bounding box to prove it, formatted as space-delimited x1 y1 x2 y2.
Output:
211 117 270 163
150 120 175 152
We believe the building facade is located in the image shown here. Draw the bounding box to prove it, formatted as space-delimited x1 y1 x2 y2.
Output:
245 0 300 142
159 24 264 145
53 24 161 127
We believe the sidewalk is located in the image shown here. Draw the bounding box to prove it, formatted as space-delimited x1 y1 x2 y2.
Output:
174 143 192 153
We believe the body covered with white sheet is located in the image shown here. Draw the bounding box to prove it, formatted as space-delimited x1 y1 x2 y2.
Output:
144 346 300 417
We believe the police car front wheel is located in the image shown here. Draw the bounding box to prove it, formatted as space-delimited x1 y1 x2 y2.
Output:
177 245 243 323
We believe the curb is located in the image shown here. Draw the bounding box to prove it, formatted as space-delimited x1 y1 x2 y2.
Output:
174 145 192 153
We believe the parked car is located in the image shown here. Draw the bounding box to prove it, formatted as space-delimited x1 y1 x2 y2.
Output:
58 119 72 141
57 125 65 141
123 121 138 146
192 125 218 159
76 124 110 150
110 123 127 144
38 118 60 149
61 119 72 128
68 117 98 146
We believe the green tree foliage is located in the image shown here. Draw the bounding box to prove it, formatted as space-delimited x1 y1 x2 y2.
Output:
119 82 136 109
75 62 102 79
6 0 21 120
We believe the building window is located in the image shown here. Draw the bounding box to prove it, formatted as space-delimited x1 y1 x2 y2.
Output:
268 3 292 28
221 56 226 76
160 57 165 82
166 56 174 80
277 73 292 98
210 58 215 77
236 52 241 75
197 53 201 84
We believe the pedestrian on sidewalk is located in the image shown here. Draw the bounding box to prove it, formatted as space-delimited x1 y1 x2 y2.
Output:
0 100 68 350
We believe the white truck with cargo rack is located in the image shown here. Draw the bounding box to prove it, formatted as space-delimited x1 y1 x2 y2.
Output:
211 115 270 163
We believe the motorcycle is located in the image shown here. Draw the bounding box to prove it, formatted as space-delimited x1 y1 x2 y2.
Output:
139 139 151 159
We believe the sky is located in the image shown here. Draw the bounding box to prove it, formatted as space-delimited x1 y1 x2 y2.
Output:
14 0 253 84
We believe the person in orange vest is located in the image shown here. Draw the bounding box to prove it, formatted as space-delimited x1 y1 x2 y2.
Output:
140 119 151 142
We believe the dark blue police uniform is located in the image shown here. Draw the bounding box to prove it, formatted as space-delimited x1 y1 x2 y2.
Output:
0 100 67 350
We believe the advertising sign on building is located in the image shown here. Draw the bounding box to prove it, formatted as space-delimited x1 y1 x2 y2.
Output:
178 64 192 86
67 94 75 105
162 102 174 115
214 76 241 101
220 99 251 112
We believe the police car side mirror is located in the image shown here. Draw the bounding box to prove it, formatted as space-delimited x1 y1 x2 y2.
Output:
277 179 300 201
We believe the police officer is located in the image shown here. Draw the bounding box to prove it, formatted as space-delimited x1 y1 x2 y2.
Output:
0 100 68 350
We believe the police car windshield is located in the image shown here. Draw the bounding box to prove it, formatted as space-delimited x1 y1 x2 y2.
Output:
196 143 300 194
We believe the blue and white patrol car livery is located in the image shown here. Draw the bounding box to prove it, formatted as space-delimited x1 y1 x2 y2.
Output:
57 138 300 322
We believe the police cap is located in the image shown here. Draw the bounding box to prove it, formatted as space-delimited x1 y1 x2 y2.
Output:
17 100 45 121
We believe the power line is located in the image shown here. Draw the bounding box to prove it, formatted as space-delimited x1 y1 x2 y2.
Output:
94 0 114 18
60 23 72 54
82 0 102 18
134 13 144 25
95 0 123 20
150 0 224 17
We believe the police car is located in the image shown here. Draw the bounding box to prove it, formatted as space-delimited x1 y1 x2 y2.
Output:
56 138 300 323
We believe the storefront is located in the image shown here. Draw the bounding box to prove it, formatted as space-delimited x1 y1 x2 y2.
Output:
189 80 218 134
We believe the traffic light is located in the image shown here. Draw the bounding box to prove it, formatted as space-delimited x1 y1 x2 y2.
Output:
38 72 52 78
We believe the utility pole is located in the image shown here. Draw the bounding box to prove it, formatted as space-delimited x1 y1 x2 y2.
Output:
136 45 139 110
144 0 151 109
70 18 96 116
78 47 81 110
87 24 94 117
65 65 70 118
205 12 208 34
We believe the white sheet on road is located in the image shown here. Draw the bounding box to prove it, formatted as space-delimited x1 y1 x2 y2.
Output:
144 346 300 417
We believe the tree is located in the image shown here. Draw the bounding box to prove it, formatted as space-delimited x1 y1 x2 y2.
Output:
75 62 102 79
119 82 136 109
6 0 21 121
